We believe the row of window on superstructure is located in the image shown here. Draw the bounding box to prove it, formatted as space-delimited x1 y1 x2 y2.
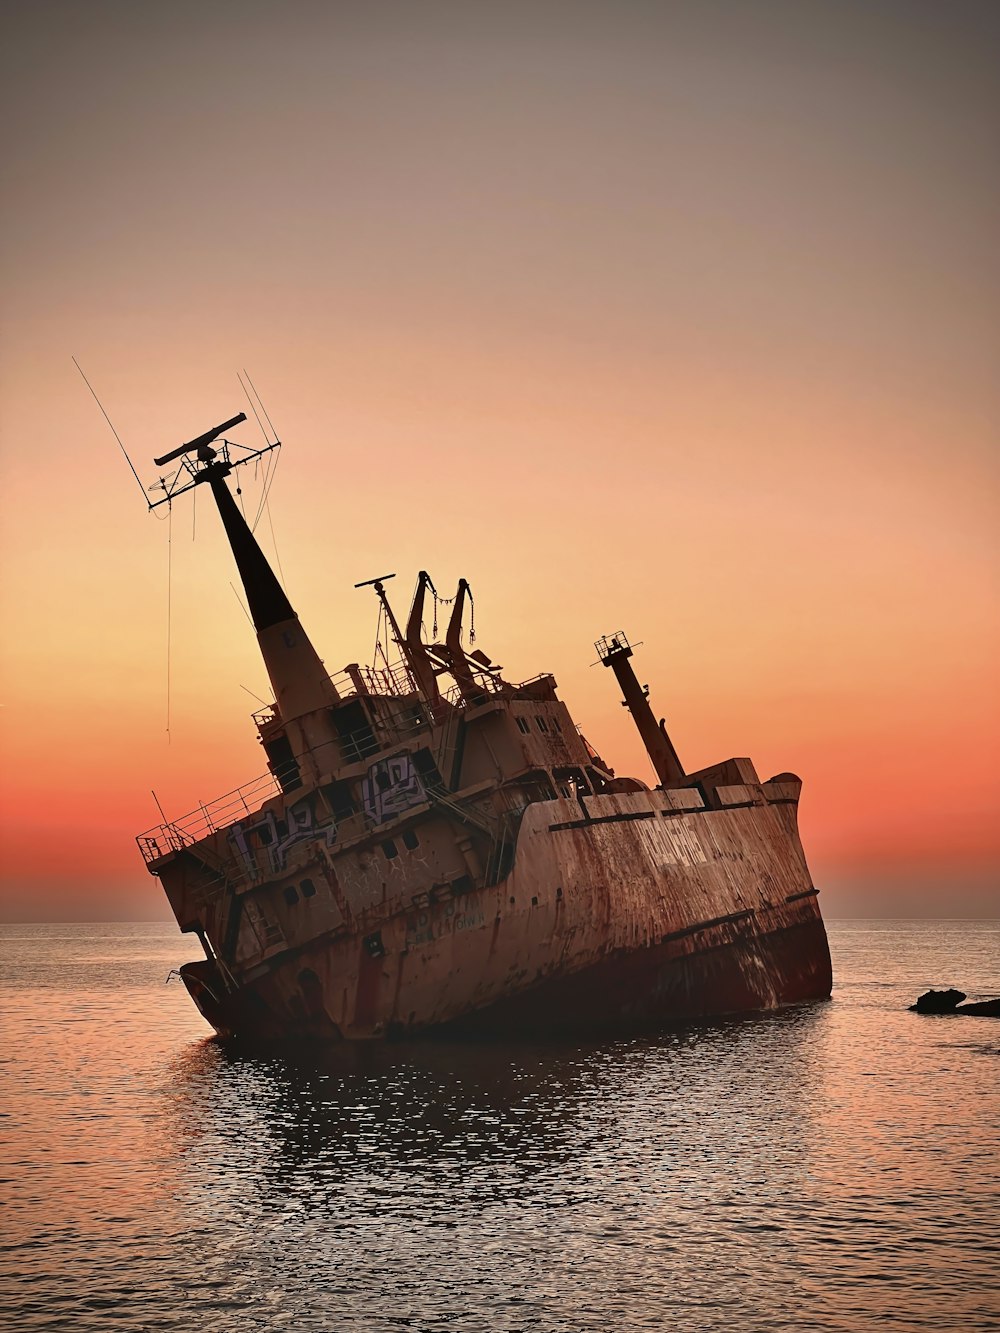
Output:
515 714 562 736
284 878 318 905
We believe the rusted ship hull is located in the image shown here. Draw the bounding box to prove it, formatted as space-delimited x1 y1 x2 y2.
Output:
134 413 832 1044
169 783 832 1042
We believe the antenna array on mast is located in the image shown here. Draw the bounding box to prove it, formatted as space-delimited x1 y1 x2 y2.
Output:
147 415 281 511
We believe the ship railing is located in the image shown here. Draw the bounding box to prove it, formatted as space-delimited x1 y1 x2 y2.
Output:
327 658 415 700
251 665 540 734
137 770 282 864
424 785 495 836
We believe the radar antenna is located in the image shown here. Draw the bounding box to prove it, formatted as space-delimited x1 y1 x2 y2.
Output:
147 412 281 511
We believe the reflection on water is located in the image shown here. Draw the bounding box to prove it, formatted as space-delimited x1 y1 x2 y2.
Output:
1 921 998 1332
165 1010 824 1203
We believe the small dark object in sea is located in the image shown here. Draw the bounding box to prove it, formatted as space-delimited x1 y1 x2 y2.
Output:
910 988 966 1013
910 989 1000 1016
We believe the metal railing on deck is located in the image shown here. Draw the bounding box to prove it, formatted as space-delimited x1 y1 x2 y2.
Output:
251 660 542 734
137 770 282 864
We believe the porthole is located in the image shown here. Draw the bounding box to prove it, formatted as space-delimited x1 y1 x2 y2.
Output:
364 931 385 958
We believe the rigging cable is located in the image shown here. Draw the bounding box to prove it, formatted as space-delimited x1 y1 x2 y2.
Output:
72 357 148 505
166 503 173 743
265 495 287 585
230 582 254 627
238 371 270 444
234 456 249 523
373 600 385 670
251 447 273 530
249 444 287 585
243 369 279 441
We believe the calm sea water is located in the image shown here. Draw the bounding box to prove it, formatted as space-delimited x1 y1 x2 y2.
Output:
1 920 998 1332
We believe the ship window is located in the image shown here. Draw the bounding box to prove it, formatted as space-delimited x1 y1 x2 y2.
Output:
263 734 303 794
321 779 357 823
255 825 274 847
332 700 379 762
556 887 563 900
411 748 444 791
301 878 316 898
402 829 419 851
516 717 530 734
536 717 549 733
381 838 398 860
284 885 299 905
552 716 562 733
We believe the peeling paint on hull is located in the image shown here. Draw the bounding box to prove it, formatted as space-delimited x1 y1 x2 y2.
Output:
177 787 832 1043
442 916 832 1036
136 431 833 1047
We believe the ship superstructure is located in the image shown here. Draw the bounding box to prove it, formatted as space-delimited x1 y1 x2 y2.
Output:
138 414 832 1039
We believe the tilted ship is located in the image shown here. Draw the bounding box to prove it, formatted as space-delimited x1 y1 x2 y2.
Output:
138 412 832 1040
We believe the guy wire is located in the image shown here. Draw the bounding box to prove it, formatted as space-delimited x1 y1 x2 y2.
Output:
230 582 254 627
238 371 270 444
251 446 279 532
249 446 286 585
265 495 287 585
243 369 278 441
73 357 147 504
166 503 173 743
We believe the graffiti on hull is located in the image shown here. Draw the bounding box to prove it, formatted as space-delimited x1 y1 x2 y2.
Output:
362 753 425 825
228 793 337 882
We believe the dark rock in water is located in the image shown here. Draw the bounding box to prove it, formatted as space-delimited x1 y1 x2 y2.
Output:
910 988 966 1013
956 998 1000 1017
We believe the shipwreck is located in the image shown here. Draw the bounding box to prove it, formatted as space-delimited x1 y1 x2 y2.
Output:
137 411 833 1040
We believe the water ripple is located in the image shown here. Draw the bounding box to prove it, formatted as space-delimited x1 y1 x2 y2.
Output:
1 920 998 1331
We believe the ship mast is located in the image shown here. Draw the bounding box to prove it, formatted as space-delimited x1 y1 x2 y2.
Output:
355 573 419 695
150 415 339 723
596 633 684 787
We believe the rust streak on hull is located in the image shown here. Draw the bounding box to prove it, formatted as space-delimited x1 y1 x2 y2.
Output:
133 420 834 1045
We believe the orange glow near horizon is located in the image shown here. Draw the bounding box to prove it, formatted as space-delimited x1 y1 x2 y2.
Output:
1 3 997 919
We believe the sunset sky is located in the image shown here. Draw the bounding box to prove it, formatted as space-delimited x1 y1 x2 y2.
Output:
1 1 997 920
